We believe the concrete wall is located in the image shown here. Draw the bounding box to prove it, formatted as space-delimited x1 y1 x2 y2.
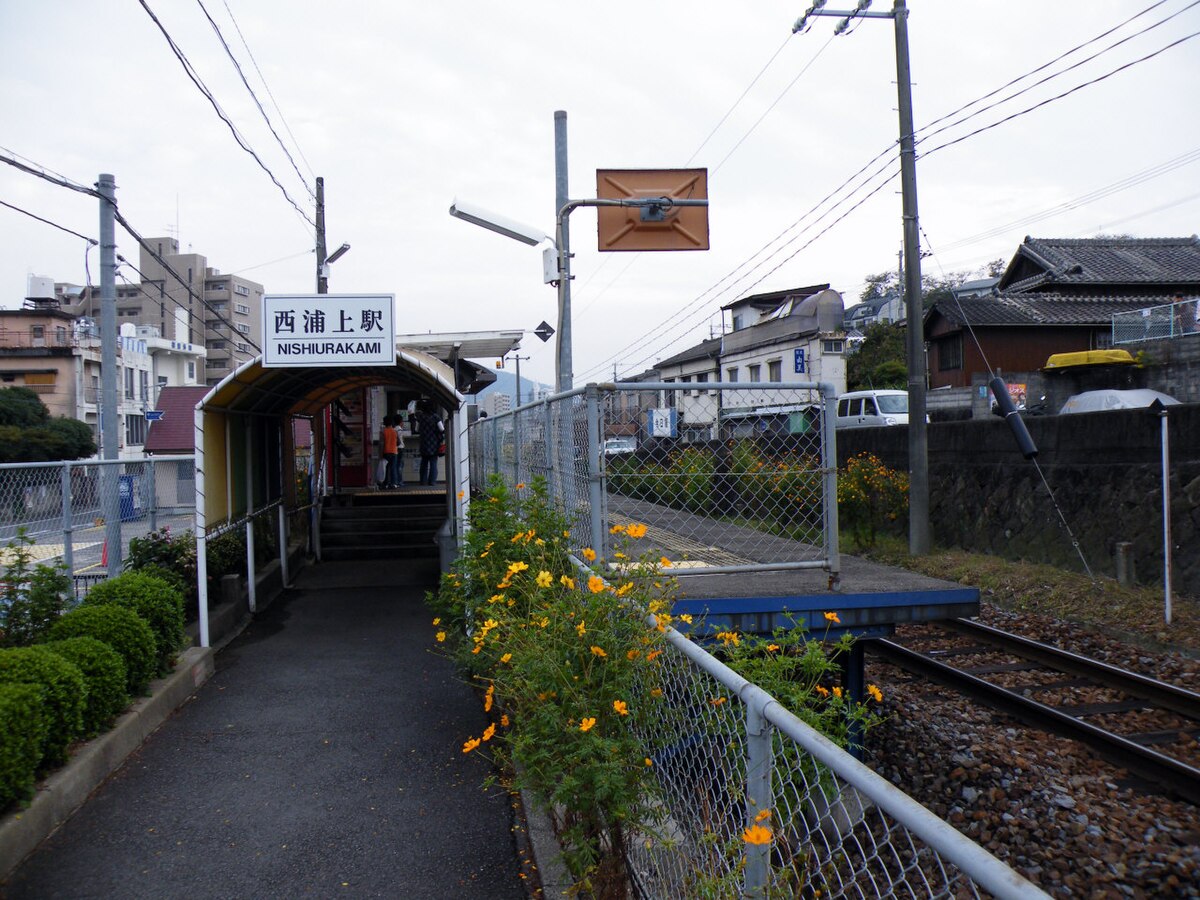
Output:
836 405 1200 598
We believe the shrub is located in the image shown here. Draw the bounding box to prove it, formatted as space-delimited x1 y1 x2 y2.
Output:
207 530 247 583
83 571 186 673
48 605 156 694
0 646 86 768
0 682 44 808
1 530 74 647
837 451 909 550
41 637 129 736
125 527 197 609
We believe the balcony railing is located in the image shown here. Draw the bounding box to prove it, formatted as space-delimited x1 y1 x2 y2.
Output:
1112 299 1199 345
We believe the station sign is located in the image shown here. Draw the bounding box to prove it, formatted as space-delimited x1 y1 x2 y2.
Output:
262 294 395 368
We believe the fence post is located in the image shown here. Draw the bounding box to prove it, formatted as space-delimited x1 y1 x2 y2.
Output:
60 462 74 574
278 503 290 589
543 400 556 501
820 384 841 588
744 701 773 897
490 415 501 483
585 385 604 558
147 458 158 534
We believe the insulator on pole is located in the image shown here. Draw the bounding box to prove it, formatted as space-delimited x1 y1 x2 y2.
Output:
989 376 1039 460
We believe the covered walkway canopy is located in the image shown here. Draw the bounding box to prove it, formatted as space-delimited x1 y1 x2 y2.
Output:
192 331 522 646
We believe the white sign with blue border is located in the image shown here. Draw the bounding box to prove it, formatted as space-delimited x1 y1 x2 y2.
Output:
646 408 678 438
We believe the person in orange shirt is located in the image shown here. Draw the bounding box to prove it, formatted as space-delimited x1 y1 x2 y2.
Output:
381 415 400 488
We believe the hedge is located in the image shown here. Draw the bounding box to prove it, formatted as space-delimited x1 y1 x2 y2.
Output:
0 646 86 768
48 605 157 695
83 571 186 674
0 682 44 808
42 637 129 736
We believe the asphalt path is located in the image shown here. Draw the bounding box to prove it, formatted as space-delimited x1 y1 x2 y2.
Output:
4 560 528 899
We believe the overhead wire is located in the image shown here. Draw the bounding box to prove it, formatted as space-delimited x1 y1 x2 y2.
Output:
136 0 315 229
194 0 315 202
0 199 97 245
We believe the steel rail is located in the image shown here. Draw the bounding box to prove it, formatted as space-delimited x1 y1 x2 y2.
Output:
868 636 1200 806
944 618 1200 721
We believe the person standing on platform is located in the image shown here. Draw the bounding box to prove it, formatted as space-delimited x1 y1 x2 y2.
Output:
381 415 400 488
413 399 444 486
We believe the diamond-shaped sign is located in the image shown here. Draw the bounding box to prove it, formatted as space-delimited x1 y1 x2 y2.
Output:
534 321 555 343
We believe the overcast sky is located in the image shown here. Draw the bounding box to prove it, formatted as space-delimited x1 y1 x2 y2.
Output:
2 1 1198 388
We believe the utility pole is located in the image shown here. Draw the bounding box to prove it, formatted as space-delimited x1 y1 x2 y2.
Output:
98 173 122 574
793 0 930 555
316 176 327 294
554 111 572 392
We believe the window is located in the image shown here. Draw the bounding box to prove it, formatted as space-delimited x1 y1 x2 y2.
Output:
235 303 250 315
696 372 709 393
55 326 67 345
732 314 744 330
210 340 226 350
119 307 140 317
234 284 250 296
235 323 250 334
937 334 963 371
206 358 228 369
139 370 149 401
748 364 761 382
236 342 250 352
124 367 134 399
31 325 45 346
823 339 844 354
209 283 227 292
187 362 196 380
767 360 782 382
727 367 738 383
211 302 228 312
125 414 146 446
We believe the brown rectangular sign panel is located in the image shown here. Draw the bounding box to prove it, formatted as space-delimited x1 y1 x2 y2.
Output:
596 168 709 252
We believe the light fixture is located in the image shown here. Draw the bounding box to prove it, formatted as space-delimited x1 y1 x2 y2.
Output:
326 242 351 265
449 199 550 247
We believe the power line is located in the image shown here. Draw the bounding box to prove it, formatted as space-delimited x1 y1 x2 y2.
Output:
137 0 315 229
0 149 102 199
219 0 316 182
0 199 97 245
194 0 315 202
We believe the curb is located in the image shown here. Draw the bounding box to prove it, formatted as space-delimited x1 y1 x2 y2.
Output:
0 646 215 882
520 791 574 896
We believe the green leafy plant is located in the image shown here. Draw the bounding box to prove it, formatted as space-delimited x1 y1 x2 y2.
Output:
0 529 74 647
837 451 909 550
125 527 197 609
48 604 157 694
0 682 44 808
0 645 86 768
83 571 186 673
42 637 129 736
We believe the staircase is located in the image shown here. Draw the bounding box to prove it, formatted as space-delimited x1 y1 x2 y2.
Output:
319 490 446 562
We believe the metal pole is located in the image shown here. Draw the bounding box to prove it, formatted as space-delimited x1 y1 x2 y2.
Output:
554 111 572 392
743 703 773 896
245 422 257 614
60 462 74 574
1161 410 1172 625
585 385 604 559
194 403 210 647
147 458 158 534
893 0 930 555
316 176 327 294
98 174 123 575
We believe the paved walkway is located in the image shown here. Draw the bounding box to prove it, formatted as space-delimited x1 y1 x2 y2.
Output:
4 560 528 899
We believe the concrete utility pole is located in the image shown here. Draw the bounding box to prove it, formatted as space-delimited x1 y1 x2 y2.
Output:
554 111 572 392
98 173 122 574
316 176 328 295
793 0 930 554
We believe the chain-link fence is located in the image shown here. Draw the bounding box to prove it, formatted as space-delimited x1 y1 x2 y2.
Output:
1112 299 1198 344
471 383 839 578
0 456 195 583
626 628 1044 898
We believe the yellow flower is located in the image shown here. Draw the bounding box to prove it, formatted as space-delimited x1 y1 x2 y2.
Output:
457 490 465 500
610 524 626 535
500 714 510 727
644 758 653 767
626 649 640 660
815 685 829 697
484 684 495 712
587 576 607 594
560 575 575 590
626 523 647 539
766 643 779 652
538 616 550 628
755 809 772 823
508 561 529 575
582 547 597 562
659 557 672 568
679 614 693 625
432 617 441 625
482 723 496 742
613 700 629 716
515 482 526 490
435 631 446 643
462 737 481 753
824 611 841 625
489 593 505 604
536 570 553 588
579 717 597 733
615 582 633 597
500 653 512 664
867 683 883 703
832 686 843 699
590 645 607 658
650 688 663 698
614 552 627 560
646 650 663 662
710 696 727 707
742 824 773 845
576 621 586 637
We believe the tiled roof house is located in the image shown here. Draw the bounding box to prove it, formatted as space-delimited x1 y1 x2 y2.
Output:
925 236 1200 389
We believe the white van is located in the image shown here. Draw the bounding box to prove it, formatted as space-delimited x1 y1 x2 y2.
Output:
835 390 910 429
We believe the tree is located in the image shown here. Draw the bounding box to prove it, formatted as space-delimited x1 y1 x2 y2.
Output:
846 323 907 390
0 388 95 462
0 387 49 428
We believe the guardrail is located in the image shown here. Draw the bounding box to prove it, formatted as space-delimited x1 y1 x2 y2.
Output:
1112 299 1199 345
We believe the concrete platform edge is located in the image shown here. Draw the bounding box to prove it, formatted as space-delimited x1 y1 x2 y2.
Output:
0 646 215 882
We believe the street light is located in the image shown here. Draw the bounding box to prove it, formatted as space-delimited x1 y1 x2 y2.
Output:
449 200 550 247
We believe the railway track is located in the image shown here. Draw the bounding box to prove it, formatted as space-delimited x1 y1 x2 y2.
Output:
868 618 1200 805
